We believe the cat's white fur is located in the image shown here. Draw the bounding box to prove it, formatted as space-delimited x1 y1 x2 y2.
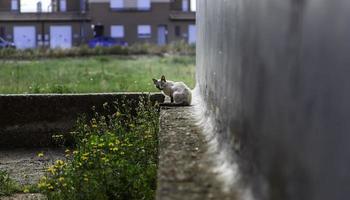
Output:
153 75 192 106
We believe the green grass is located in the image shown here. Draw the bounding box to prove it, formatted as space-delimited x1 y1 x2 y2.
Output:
0 170 21 197
0 55 195 94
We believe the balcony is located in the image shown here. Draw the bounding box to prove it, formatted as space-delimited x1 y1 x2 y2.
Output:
0 11 91 22
169 11 195 21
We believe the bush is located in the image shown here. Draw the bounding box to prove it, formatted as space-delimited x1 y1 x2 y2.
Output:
38 98 159 200
0 170 21 197
0 42 195 60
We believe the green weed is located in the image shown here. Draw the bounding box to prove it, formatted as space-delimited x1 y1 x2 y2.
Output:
0 170 21 197
39 98 159 200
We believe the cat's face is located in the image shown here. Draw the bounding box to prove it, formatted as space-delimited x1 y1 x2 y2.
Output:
152 75 167 90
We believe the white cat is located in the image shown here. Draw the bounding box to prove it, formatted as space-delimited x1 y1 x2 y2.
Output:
152 75 192 106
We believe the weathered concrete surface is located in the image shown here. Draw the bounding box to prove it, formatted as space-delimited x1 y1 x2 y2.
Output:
156 107 236 200
0 194 46 200
0 149 64 200
0 93 164 148
0 149 65 185
197 0 350 200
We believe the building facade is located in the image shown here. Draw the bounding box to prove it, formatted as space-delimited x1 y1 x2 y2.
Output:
0 0 196 49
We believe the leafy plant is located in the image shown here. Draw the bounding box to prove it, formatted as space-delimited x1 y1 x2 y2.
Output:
39 98 159 200
0 170 21 197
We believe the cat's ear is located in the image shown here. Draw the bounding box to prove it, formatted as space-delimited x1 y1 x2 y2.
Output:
152 78 157 84
161 75 166 82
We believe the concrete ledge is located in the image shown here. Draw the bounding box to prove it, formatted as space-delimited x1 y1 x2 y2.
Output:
0 93 164 148
156 107 236 200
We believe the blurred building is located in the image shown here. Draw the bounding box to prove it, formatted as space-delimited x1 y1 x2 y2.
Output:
0 0 196 49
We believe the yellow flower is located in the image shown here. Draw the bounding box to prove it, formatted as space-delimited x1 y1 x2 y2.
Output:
73 151 78 155
23 188 29 193
58 177 65 182
56 160 64 166
48 185 54 190
47 166 56 175
115 139 120 145
38 182 46 189
110 147 118 152
37 152 44 157
101 157 109 163
109 143 114 147
84 177 89 182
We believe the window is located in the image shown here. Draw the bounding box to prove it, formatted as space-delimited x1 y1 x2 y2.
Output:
182 0 189 12
80 0 87 12
188 24 196 44
20 0 52 13
110 0 123 9
60 0 67 12
138 25 151 38
190 0 196 12
137 0 150 10
175 26 181 37
11 0 18 11
0 27 5 38
111 25 124 38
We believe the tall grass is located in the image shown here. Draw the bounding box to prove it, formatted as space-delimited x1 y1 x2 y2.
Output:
0 55 195 94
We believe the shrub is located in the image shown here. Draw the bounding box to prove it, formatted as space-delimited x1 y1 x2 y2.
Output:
38 98 159 200
0 170 21 197
0 42 195 60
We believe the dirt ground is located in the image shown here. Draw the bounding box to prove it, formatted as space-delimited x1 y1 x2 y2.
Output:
0 149 65 185
0 148 65 200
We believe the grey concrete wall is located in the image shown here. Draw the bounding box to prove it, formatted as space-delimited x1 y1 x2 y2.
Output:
197 0 350 200
0 93 163 148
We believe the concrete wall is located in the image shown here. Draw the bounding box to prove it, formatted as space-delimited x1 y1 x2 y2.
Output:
0 93 163 148
197 0 350 200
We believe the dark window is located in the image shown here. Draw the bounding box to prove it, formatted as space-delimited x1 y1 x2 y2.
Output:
175 26 181 37
94 25 104 37
0 27 5 38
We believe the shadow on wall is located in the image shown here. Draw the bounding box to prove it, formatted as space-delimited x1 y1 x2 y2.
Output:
197 0 350 200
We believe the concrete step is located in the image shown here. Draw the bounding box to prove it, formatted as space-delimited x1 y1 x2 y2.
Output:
156 107 237 200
